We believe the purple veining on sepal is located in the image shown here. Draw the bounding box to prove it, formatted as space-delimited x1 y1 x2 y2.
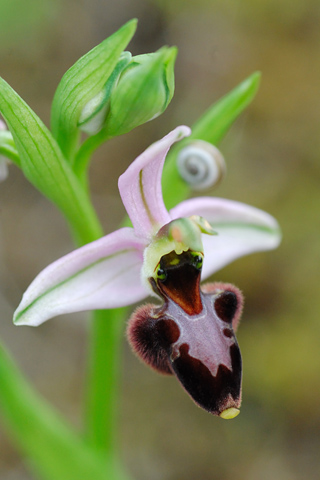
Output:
118 126 191 239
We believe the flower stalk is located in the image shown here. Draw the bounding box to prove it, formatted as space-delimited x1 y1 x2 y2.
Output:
85 308 128 453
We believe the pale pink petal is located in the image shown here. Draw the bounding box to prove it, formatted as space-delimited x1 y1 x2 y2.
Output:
118 125 191 240
14 228 148 326
170 197 281 278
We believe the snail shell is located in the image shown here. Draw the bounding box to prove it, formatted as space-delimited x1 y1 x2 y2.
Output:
177 140 226 190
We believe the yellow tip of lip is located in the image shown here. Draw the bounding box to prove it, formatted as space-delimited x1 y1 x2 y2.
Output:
219 408 240 420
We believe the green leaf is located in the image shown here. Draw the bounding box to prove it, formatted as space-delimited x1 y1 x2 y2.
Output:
0 342 131 480
162 72 261 209
190 71 261 144
0 77 102 245
51 19 137 160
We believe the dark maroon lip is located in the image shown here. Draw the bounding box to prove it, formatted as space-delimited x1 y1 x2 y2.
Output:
154 288 242 415
169 341 242 415
127 250 243 416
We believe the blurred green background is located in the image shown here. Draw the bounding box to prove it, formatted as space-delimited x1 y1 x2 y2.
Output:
0 0 320 479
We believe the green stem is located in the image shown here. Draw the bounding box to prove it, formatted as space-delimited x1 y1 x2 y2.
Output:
71 218 127 458
73 136 128 455
73 131 111 187
85 308 128 453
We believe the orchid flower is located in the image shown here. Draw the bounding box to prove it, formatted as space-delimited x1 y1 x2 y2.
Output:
13 125 281 418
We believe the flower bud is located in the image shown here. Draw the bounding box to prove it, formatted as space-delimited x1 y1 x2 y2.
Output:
103 46 177 137
78 52 132 135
